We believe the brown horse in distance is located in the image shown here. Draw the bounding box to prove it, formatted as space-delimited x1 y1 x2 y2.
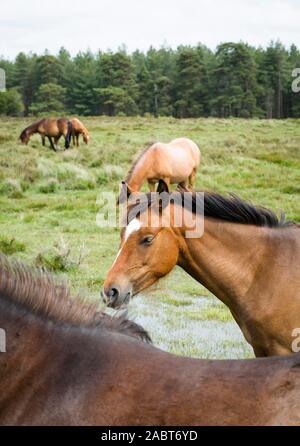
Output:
118 138 201 203
103 182 300 358
71 118 90 146
2 255 300 426
20 118 73 151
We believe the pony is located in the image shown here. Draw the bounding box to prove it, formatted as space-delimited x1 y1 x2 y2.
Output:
103 181 300 358
20 118 73 151
118 138 201 203
71 118 90 146
2 254 300 426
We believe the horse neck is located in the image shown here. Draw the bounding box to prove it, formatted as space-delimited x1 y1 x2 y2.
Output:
0 299 58 363
127 157 149 191
0 301 57 408
0 299 108 422
26 122 40 135
177 217 273 312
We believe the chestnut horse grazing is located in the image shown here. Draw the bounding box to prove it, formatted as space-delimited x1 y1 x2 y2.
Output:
2 255 300 426
71 118 90 146
119 138 201 202
20 118 73 151
103 182 300 358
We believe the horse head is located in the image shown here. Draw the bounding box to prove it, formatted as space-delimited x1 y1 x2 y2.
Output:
20 129 30 145
103 180 180 308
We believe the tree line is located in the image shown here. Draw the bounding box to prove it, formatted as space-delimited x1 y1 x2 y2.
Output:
0 41 300 119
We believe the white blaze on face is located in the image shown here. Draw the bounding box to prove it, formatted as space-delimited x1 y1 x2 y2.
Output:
111 249 122 268
124 218 142 241
111 219 142 268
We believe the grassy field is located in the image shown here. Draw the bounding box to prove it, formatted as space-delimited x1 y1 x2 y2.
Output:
0 116 299 359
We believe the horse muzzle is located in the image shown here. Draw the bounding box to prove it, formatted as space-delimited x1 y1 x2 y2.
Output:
101 285 132 309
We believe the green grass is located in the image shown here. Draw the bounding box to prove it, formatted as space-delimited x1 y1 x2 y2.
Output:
0 116 299 359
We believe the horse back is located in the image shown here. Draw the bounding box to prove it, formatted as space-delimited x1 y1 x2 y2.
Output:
149 138 201 177
71 118 85 133
170 138 201 166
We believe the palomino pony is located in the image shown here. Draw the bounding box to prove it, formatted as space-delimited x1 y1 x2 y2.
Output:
118 138 201 202
20 118 73 151
103 181 300 358
2 254 300 426
71 118 90 146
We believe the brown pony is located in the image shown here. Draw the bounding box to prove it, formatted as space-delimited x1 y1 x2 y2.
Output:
2 254 300 426
20 118 73 151
103 182 300 358
119 138 201 202
71 118 90 146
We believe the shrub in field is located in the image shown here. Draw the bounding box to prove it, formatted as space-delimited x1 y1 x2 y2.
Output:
103 164 124 179
37 159 96 190
0 237 26 255
0 178 24 198
35 238 88 272
37 158 57 179
97 164 124 185
57 163 96 190
38 178 59 194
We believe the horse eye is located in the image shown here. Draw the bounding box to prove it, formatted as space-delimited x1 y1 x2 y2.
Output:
141 235 154 245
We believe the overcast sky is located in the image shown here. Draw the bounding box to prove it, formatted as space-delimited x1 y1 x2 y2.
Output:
1 0 300 59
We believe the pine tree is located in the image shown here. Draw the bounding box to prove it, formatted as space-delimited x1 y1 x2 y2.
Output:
211 43 258 118
174 46 208 118
30 83 66 115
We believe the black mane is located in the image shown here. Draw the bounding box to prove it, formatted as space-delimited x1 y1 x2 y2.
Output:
128 189 294 228
202 191 289 227
19 119 44 139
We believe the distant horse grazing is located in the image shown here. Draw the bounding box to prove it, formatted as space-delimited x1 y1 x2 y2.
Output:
20 118 73 151
118 138 200 202
103 182 300 358
2 254 300 426
71 118 90 146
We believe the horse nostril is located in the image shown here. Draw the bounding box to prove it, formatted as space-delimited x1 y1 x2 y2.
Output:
108 287 120 300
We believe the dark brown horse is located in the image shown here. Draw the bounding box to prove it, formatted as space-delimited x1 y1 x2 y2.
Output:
2 255 300 426
103 182 300 358
20 118 73 151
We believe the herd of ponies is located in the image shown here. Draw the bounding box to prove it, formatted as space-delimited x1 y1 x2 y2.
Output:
0 118 299 426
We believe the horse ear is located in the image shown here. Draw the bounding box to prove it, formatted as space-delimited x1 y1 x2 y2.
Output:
157 180 169 194
117 181 133 205
124 181 135 196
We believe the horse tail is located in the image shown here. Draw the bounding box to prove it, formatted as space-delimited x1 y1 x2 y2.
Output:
65 121 73 149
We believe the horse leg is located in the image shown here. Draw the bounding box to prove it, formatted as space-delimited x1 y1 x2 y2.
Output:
76 134 79 147
179 180 189 190
188 169 197 190
148 181 156 193
54 136 61 151
162 178 171 189
41 136 45 146
48 137 57 152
